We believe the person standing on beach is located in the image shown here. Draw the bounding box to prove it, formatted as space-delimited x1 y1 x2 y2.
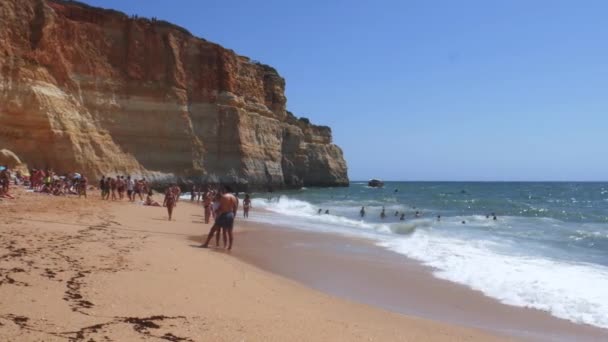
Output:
201 186 239 250
110 177 118 201
190 184 197 202
135 180 143 201
172 184 181 206
126 176 134 202
360 206 365 217
78 175 88 199
163 186 177 221
117 176 125 200
203 191 212 224
1 167 10 194
243 194 251 218
99 176 106 199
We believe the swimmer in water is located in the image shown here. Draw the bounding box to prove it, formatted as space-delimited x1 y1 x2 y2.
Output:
318 209 322 215
493 215 497 220
462 220 466 224
325 209 330 214
380 207 386 219
400 213 405 221
415 211 421 218
437 215 441 221
360 206 365 217
394 211 399 216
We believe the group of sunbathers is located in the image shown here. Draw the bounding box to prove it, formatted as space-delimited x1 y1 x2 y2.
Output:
0 166 88 199
1 165 250 250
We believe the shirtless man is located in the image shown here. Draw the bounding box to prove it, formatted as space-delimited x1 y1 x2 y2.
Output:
201 186 239 250
163 186 177 220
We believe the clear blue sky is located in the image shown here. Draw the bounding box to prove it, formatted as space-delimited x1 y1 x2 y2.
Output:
84 0 608 181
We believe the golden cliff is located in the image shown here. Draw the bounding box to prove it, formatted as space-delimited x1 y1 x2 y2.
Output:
0 0 348 189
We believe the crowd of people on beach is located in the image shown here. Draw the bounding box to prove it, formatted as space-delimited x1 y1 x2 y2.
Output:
0 165 252 251
0 166 88 199
98 175 151 202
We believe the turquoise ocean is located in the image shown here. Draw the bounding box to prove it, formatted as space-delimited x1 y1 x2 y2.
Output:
247 181 608 329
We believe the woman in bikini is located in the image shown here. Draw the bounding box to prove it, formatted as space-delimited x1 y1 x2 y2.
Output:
243 194 251 218
163 186 177 220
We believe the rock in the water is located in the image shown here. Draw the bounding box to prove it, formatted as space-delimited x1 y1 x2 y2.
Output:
0 0 349 190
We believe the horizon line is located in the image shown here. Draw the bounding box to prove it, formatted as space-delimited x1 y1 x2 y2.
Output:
350 180 608 183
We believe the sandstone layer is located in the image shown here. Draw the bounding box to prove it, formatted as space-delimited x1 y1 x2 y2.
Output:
0 0 348 190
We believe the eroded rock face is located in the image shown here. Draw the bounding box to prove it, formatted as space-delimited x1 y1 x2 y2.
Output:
0 0 348 190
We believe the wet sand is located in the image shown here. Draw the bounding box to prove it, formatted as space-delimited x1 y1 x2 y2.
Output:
1 188 510 341
231 223 608 342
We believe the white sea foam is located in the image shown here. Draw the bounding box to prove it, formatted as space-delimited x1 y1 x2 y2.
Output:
251 195 608 329
379 232 608 329
251 197 393 236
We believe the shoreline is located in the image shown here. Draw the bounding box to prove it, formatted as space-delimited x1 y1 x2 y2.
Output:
0 189 604 340
230 220 608 341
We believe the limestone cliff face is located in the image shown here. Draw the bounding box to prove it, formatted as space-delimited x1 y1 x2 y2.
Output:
0 0 348 190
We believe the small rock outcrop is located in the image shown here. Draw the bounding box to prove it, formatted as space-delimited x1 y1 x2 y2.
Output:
0 0 348 190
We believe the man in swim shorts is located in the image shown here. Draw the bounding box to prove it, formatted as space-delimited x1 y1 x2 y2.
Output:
201 186 239 250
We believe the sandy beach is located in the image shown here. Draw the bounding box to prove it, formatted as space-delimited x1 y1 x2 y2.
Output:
0 188 605 341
